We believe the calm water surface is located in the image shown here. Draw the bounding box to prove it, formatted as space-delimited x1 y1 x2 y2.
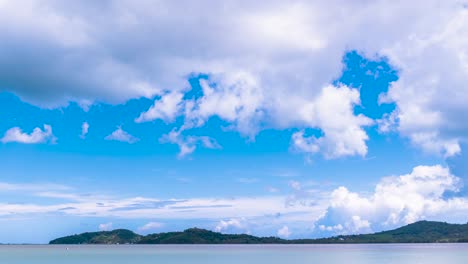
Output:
1 244 467 264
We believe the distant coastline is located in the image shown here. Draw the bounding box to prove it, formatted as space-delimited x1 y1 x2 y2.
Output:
50 220 468 244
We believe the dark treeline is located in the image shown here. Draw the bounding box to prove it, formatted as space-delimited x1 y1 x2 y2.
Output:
50 221 468 244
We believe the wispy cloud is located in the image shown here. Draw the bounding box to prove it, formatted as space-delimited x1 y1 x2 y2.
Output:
266 186 279 193
80 122 89 139
0 183 323 222
138 222 163 233
160 128 221 158
0 182 70 192
237 178 259 184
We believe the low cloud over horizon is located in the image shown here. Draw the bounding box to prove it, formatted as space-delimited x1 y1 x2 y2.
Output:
1 165 467 243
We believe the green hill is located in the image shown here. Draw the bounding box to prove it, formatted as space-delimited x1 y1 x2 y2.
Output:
139 228 284 244
50 221 468 244
49 229 141 244
313 221 468 243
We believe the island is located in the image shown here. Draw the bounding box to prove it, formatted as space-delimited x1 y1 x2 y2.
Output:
49 220 468 244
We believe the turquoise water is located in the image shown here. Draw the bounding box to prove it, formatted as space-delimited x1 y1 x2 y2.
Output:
1 244 467 263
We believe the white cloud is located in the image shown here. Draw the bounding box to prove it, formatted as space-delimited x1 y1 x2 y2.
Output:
80 122 89 139
2 1 467 157
1 164 466 238
2 165 465 237
160 129 195 158
318 165 468 234
1 124 56 144
98 222 113 231
285 180 330 208
277 225 291 238
291 131 320 154
376 111 398 134
290 85 373 159
155 80 372 159
409 133 461 158
215 218 246 233
0 1 162 107
182 72 264 138
376 5 468 157
319 224 343 232
138 222 163 233
0 189 324 226
159 128 220 158
346 216 371 234
104 127 139 144
135 92 184 123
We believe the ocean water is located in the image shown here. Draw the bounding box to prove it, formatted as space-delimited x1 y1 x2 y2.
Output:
1 244 467 264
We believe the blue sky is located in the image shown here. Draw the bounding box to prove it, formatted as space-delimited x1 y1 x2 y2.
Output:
0 1 467 243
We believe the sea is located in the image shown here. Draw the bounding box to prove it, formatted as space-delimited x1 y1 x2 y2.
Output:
0 244 467 264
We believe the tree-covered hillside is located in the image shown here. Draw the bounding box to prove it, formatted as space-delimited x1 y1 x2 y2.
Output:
49 229 141 244
50 221 468 244
312 221 468 243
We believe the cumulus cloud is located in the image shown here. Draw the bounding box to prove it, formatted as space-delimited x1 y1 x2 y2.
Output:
290 85 373 159
318 165 468 234
214 218 246 233
277 225 291 238
319 224 343 232
98 222 113 231
182 73 265 138
80 122 89 139
1 124 56 144
148 79 371 159
104 127 139 144
5 1 468 157
375 5 468 157
135 92 184 123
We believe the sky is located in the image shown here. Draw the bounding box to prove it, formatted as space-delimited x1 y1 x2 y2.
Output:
0 0 468 243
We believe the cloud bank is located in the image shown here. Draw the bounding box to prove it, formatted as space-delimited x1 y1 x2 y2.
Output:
1 1 467 157
0 165 466 238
